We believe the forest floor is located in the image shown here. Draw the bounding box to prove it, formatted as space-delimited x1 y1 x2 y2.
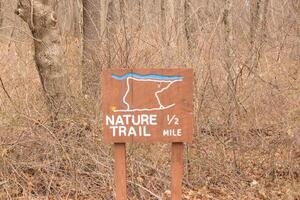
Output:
0 113 299 199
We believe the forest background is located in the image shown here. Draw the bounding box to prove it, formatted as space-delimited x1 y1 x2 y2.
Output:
0 0 299 199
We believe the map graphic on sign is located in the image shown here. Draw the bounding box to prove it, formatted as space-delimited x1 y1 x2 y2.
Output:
111 73 183 112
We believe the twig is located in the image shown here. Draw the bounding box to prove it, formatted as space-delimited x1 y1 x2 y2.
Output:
0 77 14 105
0 181 8 186
30 0 35 30
128 181 162 199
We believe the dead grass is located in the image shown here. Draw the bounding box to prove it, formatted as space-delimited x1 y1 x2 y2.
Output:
0 0 300 199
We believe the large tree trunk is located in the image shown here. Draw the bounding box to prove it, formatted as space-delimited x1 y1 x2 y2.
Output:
16 0 70 118
82 0 102 100
57 0 82 37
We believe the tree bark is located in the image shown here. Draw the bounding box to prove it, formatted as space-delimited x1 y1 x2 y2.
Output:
249 0 269 70
260 0 269 42
184 0 197 53
0 0 3 27
119 0 130 66
56 0 81 37
174 0 182 46
137 0 144 31
223 0 236 127
161 0 167 43
106 0 117 68
223 0 241 173
15 0 70 118
250 0 261 47
292 0 300 60
82 0 102 100
160 0 173 67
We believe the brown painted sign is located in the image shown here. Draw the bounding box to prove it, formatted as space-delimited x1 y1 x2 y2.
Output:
101 68 193 143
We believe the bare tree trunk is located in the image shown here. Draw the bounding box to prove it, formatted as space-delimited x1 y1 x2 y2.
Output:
249 0 261 71
260 0 269 42
57 0 82 37
0 0 3 27
119 0 130 66
106 0 117 68
249 0 269 70
161 0 167 43
292 0 300 60
174 0 182 46
223 0 236 127
250 0 261 47
168 0 175 30
184 0 197 53
82 0 102 100
223 0 241 173
137 0 144 31
160 0 173 67
16 0 70 118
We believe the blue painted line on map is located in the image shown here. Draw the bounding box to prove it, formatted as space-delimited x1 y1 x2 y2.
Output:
111 73 183 81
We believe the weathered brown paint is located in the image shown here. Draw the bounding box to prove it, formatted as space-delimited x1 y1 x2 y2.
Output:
171 143 184 200
114 143 127 200
102 68 193 143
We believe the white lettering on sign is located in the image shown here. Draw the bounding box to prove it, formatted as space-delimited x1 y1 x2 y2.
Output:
167 115 179 125
106 114 157 126
106 114 157 137
162 129 182 137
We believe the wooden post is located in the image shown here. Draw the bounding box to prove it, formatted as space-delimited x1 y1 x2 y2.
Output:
171 142 184 200
114 143 127 200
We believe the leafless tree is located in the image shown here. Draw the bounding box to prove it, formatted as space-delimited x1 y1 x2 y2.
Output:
160 0 173 67
260 0 269 41
160 0 167 44
223 0 236 127
137 0 144 31
0 1 3 27
82 0 102 100
15 0 70 118
249 0 269 70
119 0 130 66
56 0 82 38
106 0 117 68
174 0 183 46
292 0 300 60
249 0 261 47
184 0 197 53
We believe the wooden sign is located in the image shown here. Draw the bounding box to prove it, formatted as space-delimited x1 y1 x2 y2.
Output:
102 68 193 143
101 68 193 200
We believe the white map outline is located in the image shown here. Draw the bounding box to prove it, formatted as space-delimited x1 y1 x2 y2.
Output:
114 77 183 112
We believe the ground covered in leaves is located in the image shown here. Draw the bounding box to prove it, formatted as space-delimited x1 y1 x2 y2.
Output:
0 114 299 199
